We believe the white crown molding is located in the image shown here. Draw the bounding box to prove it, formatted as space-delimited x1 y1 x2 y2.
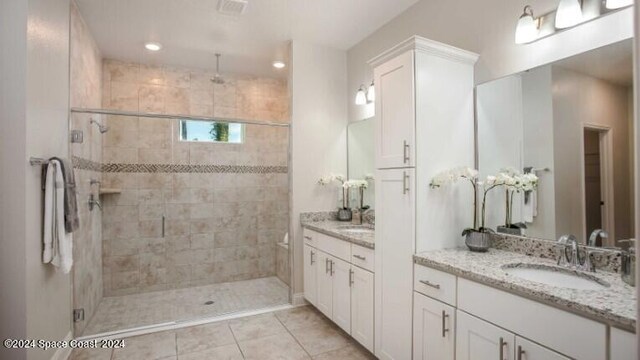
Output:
368 35 479 68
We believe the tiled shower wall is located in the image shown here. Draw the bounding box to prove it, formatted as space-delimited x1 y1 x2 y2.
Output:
100 61 290 296
69 0 104 335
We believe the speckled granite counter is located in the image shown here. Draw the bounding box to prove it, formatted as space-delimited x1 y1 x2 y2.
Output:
301 220 375 249
414 248 636 331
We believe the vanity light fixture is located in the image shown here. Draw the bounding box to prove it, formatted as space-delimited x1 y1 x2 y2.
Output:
366 81 375 102
515 6 539 44
605 0 633 9
355 86 368 105
144 42 162 51
272 60 286 69
555 0 583 29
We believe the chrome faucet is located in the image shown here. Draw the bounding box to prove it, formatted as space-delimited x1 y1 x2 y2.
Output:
588 229 609 247
557 234 597 272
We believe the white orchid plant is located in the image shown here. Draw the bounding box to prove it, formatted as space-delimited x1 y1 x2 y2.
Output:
429 167 481 234
318 174 374 210
429 167 539 237
498 168 539 229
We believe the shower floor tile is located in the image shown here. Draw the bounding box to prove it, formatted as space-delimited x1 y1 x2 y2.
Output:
82 277 289 336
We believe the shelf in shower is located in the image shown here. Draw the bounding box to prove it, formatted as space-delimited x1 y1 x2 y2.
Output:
99 188 122 195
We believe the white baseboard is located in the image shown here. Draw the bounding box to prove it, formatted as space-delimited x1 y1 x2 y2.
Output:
292 292 308 306
51 331 73 360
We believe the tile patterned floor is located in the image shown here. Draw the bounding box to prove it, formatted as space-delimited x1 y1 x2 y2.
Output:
70 306 376 360
83 277 289 336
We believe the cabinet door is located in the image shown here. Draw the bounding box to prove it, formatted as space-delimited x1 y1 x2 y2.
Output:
303 244 317 306
351 266 374 353
331 256 352 333
315 251 333 318
515 337 570 360
610 328 638 360
375 168 415 360
413 293 455 360
374 50 415 169
456 310 515 360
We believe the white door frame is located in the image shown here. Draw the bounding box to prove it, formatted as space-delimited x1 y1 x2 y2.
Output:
580 123 615 244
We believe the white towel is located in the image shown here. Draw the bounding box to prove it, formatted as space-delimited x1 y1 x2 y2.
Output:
43 160 73 273
522 189 538 224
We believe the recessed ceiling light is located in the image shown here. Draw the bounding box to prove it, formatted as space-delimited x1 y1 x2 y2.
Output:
144 42 162 51
272 61 286 69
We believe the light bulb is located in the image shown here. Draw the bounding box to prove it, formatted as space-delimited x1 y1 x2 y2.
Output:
515 6 538 44
606 0 633 9
272 60 286 69
144 42 162 51
366 81 375 102
355 87 367 105
555 0 583 29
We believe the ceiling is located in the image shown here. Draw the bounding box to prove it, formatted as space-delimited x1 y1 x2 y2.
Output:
555 39 633 87
76 0 420 78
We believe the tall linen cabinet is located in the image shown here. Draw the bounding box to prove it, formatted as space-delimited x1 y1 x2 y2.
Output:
371 36 478 360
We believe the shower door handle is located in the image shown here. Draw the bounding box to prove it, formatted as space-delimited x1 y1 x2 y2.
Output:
161 216 165 238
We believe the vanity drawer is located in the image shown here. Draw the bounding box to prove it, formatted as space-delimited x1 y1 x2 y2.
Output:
351 245 374 272
413 264 457 306
316 233 351 262
303 229 318 247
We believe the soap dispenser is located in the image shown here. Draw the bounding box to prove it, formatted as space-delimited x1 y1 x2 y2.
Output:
621 239 636 287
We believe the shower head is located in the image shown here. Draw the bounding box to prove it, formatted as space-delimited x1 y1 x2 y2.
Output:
90 119 109 133
211 53 225 84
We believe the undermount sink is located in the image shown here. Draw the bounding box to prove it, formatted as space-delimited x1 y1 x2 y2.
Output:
502 263 610 290
337 225 374 234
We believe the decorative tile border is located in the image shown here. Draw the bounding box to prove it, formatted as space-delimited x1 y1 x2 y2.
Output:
71 156 288 174
491 233 623 273
72 156 102 172
102 163 288 174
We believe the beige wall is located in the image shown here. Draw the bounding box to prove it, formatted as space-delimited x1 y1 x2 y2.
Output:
290 41 348 296
69 0 104 336
552 66 634 242
348 0 633 123
100 60 289 297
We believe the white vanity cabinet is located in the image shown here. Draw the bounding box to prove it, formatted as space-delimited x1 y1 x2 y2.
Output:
371 36 478 360
302 229 375 353
413 292 455 360
413 263 625 360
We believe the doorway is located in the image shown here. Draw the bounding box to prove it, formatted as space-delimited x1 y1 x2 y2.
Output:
582 126 614 244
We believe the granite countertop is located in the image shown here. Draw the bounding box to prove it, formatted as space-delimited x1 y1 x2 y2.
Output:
301 220 375 249
414 248 636 331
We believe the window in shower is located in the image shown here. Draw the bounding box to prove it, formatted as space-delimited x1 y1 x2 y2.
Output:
179 119 244 143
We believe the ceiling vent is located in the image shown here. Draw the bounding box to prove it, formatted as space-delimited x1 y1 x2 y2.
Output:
217 0 248 16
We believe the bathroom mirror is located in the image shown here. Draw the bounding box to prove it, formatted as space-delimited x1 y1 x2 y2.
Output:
347 117 375 209
476 39 635 247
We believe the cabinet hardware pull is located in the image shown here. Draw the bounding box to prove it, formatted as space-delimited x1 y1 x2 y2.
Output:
349 269 354 287
161 216 165 238
403 141 410 164
499 337 506 360
419 280 440 289
330 260 335 275
310 251 315 265
403 171 410 194
441 311 449 338
353 254 366 261
304 235 312 240
517 346 525 360
325 258 330 274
